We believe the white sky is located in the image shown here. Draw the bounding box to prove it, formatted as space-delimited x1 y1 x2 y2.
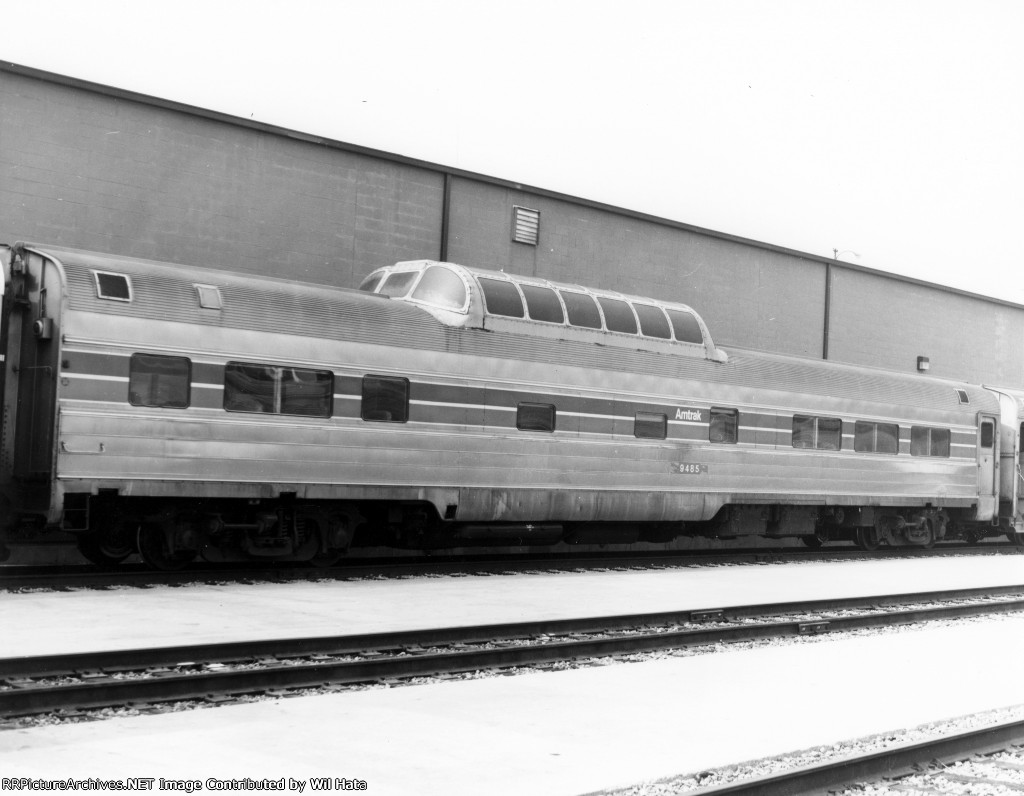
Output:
4 0 1023 302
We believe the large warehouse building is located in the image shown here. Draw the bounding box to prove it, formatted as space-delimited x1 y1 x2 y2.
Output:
2 61 1022 387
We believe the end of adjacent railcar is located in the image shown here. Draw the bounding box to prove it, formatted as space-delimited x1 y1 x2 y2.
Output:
0 243 9 561
0 242 66 557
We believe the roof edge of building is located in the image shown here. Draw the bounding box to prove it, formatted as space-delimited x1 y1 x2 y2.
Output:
3 59 1020 312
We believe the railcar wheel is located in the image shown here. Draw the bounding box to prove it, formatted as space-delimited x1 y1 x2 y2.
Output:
137 524 195 571
921 520 936 549
308 551 345 568
800 534 824 549
1008 531 1024 547
305 512 353 568
855 527 880 551
76 524 136 567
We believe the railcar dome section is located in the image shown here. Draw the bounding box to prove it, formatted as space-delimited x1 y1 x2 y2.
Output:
357 260 727 363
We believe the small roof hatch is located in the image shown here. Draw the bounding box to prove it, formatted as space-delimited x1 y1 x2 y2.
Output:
195 284 223 310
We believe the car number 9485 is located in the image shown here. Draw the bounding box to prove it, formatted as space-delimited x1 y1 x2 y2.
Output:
671 463 708 475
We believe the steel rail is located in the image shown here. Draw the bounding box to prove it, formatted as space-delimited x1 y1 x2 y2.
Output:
0 549 781 590
661 717 1024 795
1 544 1014 591
5 583 1024 679
4 585 1024 717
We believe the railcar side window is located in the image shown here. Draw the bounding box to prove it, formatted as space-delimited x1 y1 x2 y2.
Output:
280 369 334 416
634 412 668 440
559 291 602 329
634 304 672 339
129 354 191 408
911 426 950 457
854 421 899 454
521 285 565 324
361 375 410 422
479 278 525 318
94 271 132 302
817 417 842 450
792 416 813 449
980 421 995 449
410 265 467 311
224 363 333 417
517 402 556 432
709 407 739 444
665 309 703 344
792 415 842 450
597 298 638 334
378 271 418 298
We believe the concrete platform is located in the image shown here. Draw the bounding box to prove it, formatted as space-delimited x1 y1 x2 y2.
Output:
5 555 1024 657
4 614 1024 795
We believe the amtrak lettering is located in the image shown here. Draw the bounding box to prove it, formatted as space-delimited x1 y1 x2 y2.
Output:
675 408 705 422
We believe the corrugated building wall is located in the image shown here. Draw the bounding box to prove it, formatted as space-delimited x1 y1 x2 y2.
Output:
0 66 443 287
2 63 1022 387
445 178 827 359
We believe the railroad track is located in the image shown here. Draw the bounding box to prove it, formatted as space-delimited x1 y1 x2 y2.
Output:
612 716 1024 795
2 543 1016 591
5 584 1024 721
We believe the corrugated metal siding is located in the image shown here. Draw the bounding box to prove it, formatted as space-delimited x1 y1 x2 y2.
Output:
52 247 989 417
441 329 988 415
61 259 447 349
56 407 979 519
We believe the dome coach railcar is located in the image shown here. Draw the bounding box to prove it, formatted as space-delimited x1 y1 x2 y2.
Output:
2 241 1024 569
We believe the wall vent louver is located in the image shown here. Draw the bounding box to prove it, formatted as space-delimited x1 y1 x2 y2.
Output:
512 206 540 246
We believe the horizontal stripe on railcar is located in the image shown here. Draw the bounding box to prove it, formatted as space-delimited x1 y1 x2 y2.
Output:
55 389 978 454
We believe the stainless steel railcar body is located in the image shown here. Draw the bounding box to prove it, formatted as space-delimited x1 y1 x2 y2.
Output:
1 243 1018 566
